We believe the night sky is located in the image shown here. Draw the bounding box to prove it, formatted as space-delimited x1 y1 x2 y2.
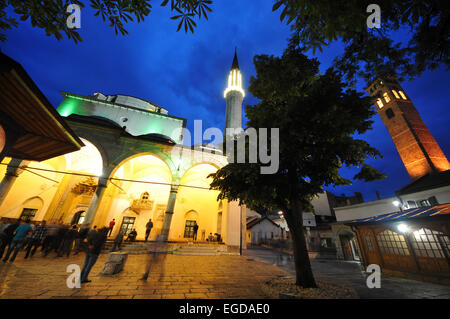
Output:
1 1 449 202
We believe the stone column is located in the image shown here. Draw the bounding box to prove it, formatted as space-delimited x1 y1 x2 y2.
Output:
0 159 29 207
83 177 108 226
160 184 179 241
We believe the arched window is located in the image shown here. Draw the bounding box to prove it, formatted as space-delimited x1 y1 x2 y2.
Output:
376 98 384 108
383 92 391 103
392 90 400 99
411 228 449 259
386 108 395 119
376 229 410 255
71 211 86 225
398 91 407 100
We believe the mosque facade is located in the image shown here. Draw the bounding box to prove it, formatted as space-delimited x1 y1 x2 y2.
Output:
0 52 248 252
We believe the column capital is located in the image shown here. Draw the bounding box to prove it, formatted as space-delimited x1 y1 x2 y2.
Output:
97 177 108 188
170 184 179 193
4 171 19 178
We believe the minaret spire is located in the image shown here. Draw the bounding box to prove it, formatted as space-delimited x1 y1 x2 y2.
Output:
231 47 239 70
224 49 244 138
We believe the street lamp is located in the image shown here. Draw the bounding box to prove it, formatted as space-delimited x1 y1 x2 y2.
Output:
397 223 409 233
393 200 403 212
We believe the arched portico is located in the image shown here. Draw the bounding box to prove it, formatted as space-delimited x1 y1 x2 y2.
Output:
168 163 223 242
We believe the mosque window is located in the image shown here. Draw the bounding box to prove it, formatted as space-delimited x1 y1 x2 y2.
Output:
376 98 384 108
398 91 407 100
119 217 135 236
376 229 410 256
20 208 37 222
392 90 400 99
383 92 391 103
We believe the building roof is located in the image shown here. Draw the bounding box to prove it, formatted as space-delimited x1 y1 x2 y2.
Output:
396 170 450 195
247 216 281 229
346 203 450 225
66 114 176 145
231 48 240 70
0 53 84 161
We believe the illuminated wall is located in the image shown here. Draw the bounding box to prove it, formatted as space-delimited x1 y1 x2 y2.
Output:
57 92 186 144
100 154 172 240
169 164 223 241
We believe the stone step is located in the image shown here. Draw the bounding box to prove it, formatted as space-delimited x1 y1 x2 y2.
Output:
172 251 218 256
177 246 218 251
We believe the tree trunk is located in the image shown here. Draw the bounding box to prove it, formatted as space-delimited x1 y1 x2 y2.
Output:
285 169 317 288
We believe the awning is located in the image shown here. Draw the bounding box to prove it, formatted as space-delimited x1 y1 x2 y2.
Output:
347 203 450 224
0 53 84 161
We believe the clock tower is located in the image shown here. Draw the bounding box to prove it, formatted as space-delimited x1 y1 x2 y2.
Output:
366 77 450 180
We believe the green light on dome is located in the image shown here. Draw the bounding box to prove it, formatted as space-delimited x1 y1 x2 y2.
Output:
57 98 80 117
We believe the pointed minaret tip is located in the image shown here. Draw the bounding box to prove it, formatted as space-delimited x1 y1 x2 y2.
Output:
231 47 240 70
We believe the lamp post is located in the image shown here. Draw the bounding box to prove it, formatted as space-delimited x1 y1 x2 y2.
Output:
393 200 403 212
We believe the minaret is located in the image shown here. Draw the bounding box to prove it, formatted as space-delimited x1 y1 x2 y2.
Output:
366 77 450 180
224 48 244 138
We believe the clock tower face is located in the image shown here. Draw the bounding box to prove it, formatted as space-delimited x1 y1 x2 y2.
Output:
0 124 5 154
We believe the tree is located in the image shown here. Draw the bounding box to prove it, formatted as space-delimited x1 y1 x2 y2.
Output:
0 0 212 43
273 0 449 84
209 48 385 288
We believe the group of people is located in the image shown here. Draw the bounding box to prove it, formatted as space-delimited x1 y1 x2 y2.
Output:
107 218 154 244
0 218 109 283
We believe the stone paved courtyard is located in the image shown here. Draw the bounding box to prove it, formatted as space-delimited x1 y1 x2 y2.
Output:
0 252 291 299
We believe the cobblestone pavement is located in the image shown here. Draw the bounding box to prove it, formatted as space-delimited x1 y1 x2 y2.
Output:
0 251 291 299
246 246 450 299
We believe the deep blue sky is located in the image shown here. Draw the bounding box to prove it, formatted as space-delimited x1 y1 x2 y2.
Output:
1 1 449 202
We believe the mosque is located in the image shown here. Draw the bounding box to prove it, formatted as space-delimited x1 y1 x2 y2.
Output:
0 51 248 252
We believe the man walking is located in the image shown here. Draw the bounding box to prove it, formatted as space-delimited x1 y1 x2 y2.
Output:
74 223 90 255
42 222 59 257
145 219 153 242
2 220 33 263
111 231 123 252
57 225 78 257
24 220 47 259
80 227 108 283
107 219 115 237
0 220 19 259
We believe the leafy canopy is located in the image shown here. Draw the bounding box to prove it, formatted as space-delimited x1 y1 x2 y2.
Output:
210 48 386 211
273 0 449 83
0 0 213 43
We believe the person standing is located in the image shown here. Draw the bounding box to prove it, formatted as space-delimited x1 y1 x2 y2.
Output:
107 219 115 237
145 219 153 242
74 223 90 255
193 222 199 241
0 220 19 259
24 220 47 259
80 227 108 283
2 220 33 263
87 226 98 242
42 222 59 256
111 231 123 252
58 225 78 257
